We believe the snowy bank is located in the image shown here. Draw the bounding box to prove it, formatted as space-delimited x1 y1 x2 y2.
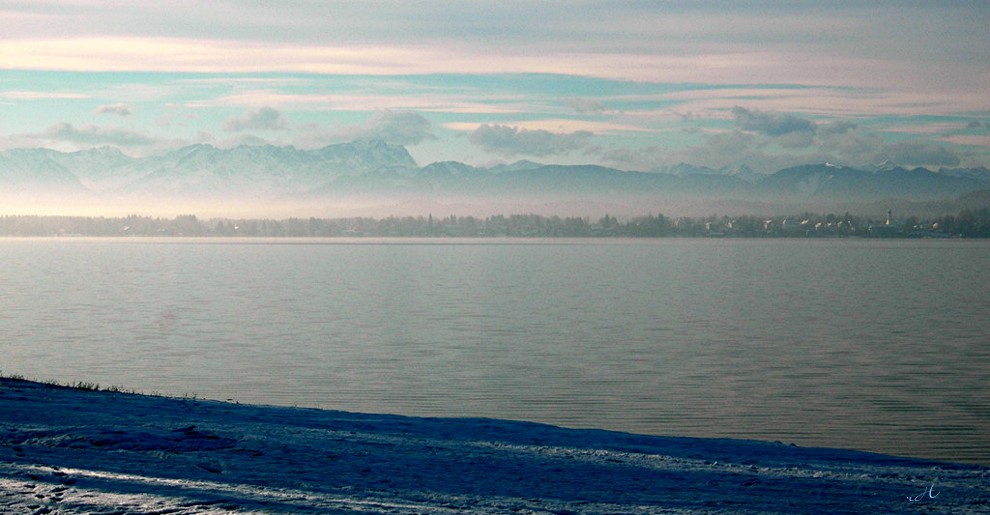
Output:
2 378 987 514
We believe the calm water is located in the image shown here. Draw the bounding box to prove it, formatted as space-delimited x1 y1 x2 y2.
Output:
2 237 988 464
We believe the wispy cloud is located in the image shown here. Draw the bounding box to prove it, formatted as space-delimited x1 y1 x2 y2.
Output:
732 107 816 137
2 2 986 107
1 2 986 169
0 37 455 75
295 111 436 148
940 134 990 148
204 89 526 116
223 107 287 132
881 141 959 167
564 98 615 115
668 107 968 171
94 103 132 116
351 111 436 145
32 122 155 147
0 31 981 100
469 124 593 157
0 90 89 100
447 119 649 135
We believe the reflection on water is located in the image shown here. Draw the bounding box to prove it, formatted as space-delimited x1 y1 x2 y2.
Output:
2 238 989 464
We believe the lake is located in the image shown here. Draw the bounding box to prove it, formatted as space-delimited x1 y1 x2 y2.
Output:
2 237 988 464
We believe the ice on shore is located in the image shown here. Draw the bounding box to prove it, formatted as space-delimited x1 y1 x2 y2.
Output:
2 377 987 514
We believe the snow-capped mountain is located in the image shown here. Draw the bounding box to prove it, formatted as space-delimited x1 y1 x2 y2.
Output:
658 163 765 184
418 161 485 179
1 141 418 197
1 143 988 216
758 163 987 200
0 148 88 193
488 160 544 173
939 165 990 182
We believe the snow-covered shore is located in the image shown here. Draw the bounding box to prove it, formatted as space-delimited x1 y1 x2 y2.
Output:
2 378 987 514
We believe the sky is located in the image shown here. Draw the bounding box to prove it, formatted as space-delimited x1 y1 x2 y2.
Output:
1 0 989 173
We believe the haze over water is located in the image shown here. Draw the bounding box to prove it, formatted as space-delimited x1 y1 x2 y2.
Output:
3 237 988 465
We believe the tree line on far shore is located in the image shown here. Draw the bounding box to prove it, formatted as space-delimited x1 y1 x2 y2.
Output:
2 209 989 238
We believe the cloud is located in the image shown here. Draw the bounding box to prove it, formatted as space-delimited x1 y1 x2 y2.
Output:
94 103 132 116
354 111 436 145
2 3 988 104
814 123 884 165
35 122 154 147
447 119 646 135
469 124 594 157
817 121 857 137
599 145 668 171
881 141 960 167
222 107 287 132
302 111 436 147
565 98 611 115
774 131 816 149
668 118 966 172
672 130 781 172
0 90 89 100
667 122 858 173
732 106 816 137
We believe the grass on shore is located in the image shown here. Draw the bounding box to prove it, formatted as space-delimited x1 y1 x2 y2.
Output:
0 371 181 397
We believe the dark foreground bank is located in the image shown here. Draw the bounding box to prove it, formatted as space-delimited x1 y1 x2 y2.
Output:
2 378 987 514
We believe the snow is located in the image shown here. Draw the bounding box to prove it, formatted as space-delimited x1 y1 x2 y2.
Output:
2 378 987 514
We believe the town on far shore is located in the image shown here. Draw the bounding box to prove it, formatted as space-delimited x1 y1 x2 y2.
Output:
2 207 989 238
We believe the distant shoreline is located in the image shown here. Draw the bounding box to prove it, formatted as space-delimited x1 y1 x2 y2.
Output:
2 209 989 238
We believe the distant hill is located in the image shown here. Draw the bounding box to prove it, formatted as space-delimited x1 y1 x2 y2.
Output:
2 142 989 217
757 163 986 201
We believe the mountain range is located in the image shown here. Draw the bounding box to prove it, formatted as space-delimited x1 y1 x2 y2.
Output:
2 141 989 217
